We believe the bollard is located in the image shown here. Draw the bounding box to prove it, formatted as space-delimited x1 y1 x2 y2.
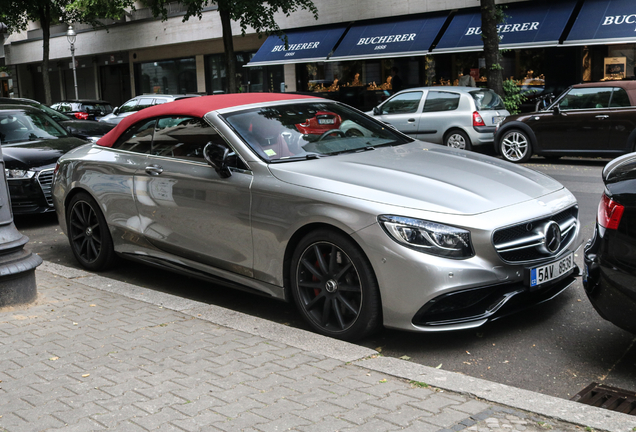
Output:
0 144 42 307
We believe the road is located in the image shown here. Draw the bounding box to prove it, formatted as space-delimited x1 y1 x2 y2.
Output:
14 156 636 400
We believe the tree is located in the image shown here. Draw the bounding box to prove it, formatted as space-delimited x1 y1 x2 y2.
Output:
0 0 132 104
145 0 318 93
480 0 504 96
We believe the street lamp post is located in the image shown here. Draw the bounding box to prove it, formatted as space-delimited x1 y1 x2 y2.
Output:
66 25 79 100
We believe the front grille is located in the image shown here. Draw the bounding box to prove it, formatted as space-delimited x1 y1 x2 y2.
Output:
36 168 55 207
493 206 578 263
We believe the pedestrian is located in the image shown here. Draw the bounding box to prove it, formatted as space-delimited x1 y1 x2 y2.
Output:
458 67 476 87
391 67 403 93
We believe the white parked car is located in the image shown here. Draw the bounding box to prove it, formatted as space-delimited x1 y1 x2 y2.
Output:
367 86 509 150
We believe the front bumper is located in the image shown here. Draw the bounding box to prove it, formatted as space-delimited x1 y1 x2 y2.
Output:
7 168 56 215
353 189 581 332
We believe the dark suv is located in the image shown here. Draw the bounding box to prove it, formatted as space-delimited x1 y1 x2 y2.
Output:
495 81 636 163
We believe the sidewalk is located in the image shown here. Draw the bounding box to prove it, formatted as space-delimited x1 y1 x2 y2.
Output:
0 262 634 432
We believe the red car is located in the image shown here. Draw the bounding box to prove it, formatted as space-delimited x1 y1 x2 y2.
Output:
296 111 342 135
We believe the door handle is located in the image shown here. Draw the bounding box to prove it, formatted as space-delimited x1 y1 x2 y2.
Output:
145 164 164 175
407 118 416 123
595 115 609 120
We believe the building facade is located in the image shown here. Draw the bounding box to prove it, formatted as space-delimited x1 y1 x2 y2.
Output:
1 0 635 109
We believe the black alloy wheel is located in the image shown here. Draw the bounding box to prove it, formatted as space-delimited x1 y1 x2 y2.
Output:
291 230 381 341
67 192 116 271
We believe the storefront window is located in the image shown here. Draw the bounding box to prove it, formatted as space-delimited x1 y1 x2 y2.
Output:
205 52 256 93
607 44 636 80
136 58 197 95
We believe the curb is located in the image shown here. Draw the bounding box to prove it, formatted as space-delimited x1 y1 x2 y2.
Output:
38 261 636 432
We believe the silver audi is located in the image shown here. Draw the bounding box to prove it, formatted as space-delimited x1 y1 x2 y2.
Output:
52 93 581 341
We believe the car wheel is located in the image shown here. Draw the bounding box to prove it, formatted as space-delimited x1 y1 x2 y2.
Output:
290 229 381 341
445 130 472 150
500 130 532 163
67 192 116 271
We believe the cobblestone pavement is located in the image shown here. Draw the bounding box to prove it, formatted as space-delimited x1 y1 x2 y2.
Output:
0 269 626 431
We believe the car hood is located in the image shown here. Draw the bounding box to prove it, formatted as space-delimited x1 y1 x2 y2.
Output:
268 142 564 215
2 136 88 169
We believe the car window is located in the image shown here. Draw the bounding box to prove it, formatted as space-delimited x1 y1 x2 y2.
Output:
222 102 412 163
84 103 113 114
112 119 156 153
0 111 68 144
136 98 155 110
153 99 170 105
380 92 423 114
423 91 460 112
118 99 140 114
39 104 72 122
469 90 505 110
610 88 631 108
152 116 247 169
558 87 612 110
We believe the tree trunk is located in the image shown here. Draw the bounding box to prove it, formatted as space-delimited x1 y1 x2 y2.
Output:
480 0 503 96
219 8 237 94
40 5 52 105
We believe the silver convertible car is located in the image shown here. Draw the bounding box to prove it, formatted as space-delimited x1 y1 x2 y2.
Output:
52 93 581 341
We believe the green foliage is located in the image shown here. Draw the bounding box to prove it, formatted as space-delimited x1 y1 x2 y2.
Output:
502 79 526 114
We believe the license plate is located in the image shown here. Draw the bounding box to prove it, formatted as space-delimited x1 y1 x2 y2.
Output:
318 118 335 124
530 253 574 287
492 116 505 125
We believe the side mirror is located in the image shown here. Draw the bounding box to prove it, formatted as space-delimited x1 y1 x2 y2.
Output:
113 106 120 115
203 142 232 178
373 106 381 116
553 105 561 115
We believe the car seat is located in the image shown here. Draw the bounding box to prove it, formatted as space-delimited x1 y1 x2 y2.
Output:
249 115 292 160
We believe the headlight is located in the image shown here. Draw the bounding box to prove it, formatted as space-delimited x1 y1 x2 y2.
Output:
379 215 474 259
5 169 36 180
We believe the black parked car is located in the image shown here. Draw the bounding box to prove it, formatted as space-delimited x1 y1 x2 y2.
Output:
50 99 113 121
584 152 636 334
495 81 636 163
0 98 114 142
0 105 88 214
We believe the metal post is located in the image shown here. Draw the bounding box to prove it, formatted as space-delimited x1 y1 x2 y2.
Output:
70 42 78 100
67 25 79 100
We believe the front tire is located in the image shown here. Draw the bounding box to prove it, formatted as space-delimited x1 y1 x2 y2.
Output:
290 229 381 341
445 130 472 151
499 129 532 163
66 192 116 271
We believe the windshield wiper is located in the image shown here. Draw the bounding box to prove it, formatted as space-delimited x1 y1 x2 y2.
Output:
327 146 375 156
272 153 323 163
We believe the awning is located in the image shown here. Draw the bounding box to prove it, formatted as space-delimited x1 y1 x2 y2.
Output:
246 26 348 67
565 0 636 46
434 1 579 53
328 14 448 61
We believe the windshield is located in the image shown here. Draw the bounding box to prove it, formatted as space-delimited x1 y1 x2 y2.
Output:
0 110 69 144
469 89 505 110
221 102 412 162
39 104 72 122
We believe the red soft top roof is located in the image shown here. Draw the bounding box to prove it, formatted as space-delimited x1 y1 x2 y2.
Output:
97 93 318 148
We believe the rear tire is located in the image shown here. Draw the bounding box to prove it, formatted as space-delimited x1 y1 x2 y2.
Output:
66 192 116 271
444 130 472 151
290 229 381 341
